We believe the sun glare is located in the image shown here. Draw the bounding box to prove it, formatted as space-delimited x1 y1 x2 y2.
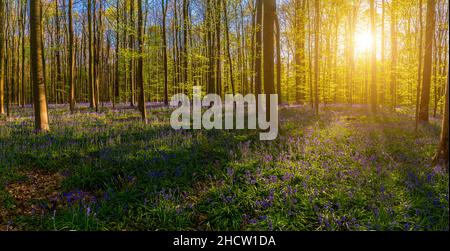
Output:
355 31 373 54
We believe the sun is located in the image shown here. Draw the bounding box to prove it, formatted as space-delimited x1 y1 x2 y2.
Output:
355 31 373 54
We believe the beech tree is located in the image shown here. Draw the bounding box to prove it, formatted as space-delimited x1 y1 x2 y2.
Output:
0 0 4 115
68 0 75 113
30 0 49 132
433 78 449 168
419 0 436 123
263 0 276 119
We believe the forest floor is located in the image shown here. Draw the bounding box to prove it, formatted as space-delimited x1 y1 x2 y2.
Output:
0 104 448 231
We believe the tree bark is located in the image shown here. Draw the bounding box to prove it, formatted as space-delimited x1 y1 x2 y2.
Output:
162 0 169 104
88 0 95 109
263 0 276 118
370 0 377 113
314 0 320 116
0 0 5 114
419 0 436 123
255 0 262 97
182 0 189 90
295 0 306 104
223 0 235 95
129 0 135 107
206 0 215 94
215 0 222 97
30 0 50 132
137 0 146 123
55 0 63 104
433 75 449 169
21 0 26 108
68 0 75 113
390 0 398 109
275 14 282 104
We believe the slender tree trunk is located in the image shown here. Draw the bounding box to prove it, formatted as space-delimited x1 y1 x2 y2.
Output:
88 0 95 109
370 0 377 113
55 0 63 105
313 0 320 116
215 0 222 97
0 0 5 114
137 0 146 123
308 1 313 108
129 0 135 107
223 0 235 95
380 0 386 107
206 0 214 93
250 1 256 94
96 0 103 110
21 0 26 108
433 35 440 117
295 0 306 105
162 0 169 105
419 0 436 123
68 0 75 113
433 75 449 169
275 14 282 104
30 0 50 132
390 0 398 109
255 0 262 97
114 0 120 108
182 0 189 91
240 2 248 95
263 0 276 118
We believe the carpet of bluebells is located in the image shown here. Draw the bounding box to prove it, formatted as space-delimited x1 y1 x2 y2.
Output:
0 104 448 231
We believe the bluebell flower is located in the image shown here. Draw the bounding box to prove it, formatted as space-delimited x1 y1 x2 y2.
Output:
227 168 234 177
268 219 273 231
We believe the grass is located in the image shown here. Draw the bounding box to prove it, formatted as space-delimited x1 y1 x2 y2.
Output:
0 104 448 231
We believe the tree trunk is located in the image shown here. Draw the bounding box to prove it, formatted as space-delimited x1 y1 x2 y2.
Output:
223 0 235 95
55 0 63 105
182 0 189 90
162 0 169 104
380 0 386 106
215 0 222 97
114 0 120 108
21 0 26 108
30 0 50 132
275 14 282 104
206 0 215 94
415 0 424 130
137 0 146 123
68 0 75 113
88 0 95 109
263 0 276 118
419 0 436 123
433 75 449 169
295 0 306 104
0 0 5 114
370 0 377 113
129 0 135 107
255 0 262 97
390 0 398 109
313 0 320 116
